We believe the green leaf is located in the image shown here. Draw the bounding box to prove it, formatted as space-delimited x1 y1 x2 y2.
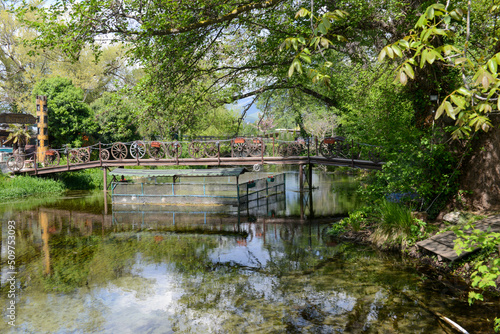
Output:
426 50 436 64
450 94 466 108
392 44 403 58
403 63 415 79
456 87 471 96
449 9 462 21
399 71 407 85
488 58 498 74
420 49 428 68
288 63 295 77
322 16 331 30
319 37 330 48
427 7 435 19
378 47 387 62
299 53 311 64
295 59 303 74
398 39 410 49
386 45 394 59
444 101 455 119
318 23 327 35
415 14 427 28
295 8 310 18
435 102 445 119
421 28 433 42
433 28 447 36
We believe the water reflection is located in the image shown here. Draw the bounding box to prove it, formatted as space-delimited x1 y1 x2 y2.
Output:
0 171 497 333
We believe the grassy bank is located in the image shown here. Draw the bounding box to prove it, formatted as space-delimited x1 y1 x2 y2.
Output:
0 174 65 200
0 168 107 200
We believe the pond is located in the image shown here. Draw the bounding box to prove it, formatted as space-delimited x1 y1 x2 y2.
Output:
0 168 498 333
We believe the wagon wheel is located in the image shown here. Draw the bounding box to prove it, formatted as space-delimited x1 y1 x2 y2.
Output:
100 149 110 161
277 143 289 157
245 139 265 157
44 150 60 167
130 141 146 159
148 142 166 160
232 139 247 157
7 156 24 172
111 142 127 160
319 140 335 159
78 148 90 163
330 140 348 158
68 149 80 163
288 143 302 157
188 141 205 159
204 142 218 158
166 141 182 159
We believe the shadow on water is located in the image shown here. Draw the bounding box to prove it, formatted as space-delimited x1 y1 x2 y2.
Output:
0 169 498 333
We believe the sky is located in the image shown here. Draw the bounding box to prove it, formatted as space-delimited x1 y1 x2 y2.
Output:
236 97 261 123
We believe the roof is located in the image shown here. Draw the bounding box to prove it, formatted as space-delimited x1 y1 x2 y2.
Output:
110 167 247 178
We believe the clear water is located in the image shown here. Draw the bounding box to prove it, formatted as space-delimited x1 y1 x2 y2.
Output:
0 169 498 333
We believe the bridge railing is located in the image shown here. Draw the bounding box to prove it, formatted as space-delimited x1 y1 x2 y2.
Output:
6 137 384 172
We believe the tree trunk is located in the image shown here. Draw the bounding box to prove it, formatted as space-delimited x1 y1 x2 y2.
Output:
459 114 500 210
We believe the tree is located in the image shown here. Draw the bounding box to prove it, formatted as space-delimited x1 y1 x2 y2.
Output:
91 91 141 143
5 124 32 150
1 2 138 114
32 77 98 147
14 0 426 122
379 1 500 139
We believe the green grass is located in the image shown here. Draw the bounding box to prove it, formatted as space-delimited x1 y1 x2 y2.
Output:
0 175 65 200
378 200 414 234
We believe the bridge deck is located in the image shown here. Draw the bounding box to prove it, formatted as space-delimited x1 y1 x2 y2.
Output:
20 155 382 176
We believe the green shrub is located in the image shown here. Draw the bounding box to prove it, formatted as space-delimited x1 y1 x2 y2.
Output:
359 134 459 219
55 168 105 190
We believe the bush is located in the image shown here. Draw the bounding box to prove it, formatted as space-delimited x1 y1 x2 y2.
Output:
55 168 105 190
360 134 459 219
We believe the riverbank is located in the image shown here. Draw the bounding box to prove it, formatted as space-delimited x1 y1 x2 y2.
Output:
0 168 106 200
330 208 500 332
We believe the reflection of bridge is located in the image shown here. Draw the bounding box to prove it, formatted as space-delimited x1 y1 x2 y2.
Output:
7 137 384 175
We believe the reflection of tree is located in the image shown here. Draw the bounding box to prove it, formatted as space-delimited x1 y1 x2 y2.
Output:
19 232 221 293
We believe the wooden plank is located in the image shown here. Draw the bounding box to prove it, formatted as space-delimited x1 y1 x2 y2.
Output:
417 215 500 261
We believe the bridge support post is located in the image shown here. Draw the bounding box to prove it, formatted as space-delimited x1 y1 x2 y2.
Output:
308 162 314 219
103 167 108 215
299 164 304 193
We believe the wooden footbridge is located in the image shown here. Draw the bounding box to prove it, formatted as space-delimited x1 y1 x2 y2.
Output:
6 137 384 176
